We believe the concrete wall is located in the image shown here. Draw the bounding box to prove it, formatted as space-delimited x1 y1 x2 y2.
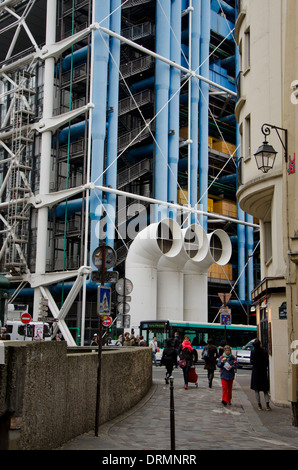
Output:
0 341 152 450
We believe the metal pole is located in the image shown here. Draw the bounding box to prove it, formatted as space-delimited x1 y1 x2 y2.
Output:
95 316 103 436
170 376 175 451
95 242 106 436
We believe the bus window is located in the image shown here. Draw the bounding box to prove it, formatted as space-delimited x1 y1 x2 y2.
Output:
184 330 198 346
147 331 166 348
44 324 51 338
18 325 27 337
26 325 34 338
140 323 168 348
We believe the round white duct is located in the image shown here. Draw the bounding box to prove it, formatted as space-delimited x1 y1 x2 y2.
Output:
157 228 188 322
125 219 182 333
184 228 232 322
157 224 209 321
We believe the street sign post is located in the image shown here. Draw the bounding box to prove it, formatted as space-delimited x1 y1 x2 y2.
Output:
92 245 116 271
115 278 133 296
98 286 111 316
123 314 130 328
115 278 133 330
21 313 31 324
218 294 232 341
101 316 112 328
116 314 131 328
218 293 231 306
94 243 117 437
117 302 130 314
91 270 119 283
220 307 232 341
220 310 232 326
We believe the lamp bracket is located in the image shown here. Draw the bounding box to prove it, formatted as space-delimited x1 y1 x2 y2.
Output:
261 123 288 163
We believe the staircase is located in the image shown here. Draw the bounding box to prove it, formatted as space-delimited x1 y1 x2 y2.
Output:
4 70 35 273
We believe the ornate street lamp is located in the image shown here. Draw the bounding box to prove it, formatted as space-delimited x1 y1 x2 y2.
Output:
254 123 288 173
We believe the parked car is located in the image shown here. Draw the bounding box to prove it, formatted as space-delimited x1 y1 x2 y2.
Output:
236 339 257 368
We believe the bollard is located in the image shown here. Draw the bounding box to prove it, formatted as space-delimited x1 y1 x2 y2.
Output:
169 376 175 450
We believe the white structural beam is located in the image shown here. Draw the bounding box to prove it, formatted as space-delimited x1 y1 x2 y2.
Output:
37 266 92 346
95 24 237 98
33 0 57 320
92 183 259 229
39 286 77 347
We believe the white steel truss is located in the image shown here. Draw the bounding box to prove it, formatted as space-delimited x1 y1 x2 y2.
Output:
0 1 259 346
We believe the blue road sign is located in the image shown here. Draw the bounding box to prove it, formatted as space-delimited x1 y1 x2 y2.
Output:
220 313 231 326
98 286 111 316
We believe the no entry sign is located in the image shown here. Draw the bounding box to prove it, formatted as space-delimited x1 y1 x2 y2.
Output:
102 316 112 328
21 313 31 324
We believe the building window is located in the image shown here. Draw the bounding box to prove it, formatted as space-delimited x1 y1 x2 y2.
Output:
245 114 251 159
264 222 272 264
244 28 250 71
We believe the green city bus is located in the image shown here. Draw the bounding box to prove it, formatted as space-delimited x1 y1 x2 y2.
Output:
139 320 257 360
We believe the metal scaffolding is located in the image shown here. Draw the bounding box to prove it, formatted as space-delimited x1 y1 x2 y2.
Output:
0 0 259 345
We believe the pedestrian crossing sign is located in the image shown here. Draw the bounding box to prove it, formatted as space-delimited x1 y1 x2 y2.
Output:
98 286 111 316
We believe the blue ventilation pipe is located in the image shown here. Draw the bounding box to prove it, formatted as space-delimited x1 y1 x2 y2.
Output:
129 76 154 94
154 0 171 222
211 0 235 22
57 45 90 74
55 120 87 146
105 0 121 249
198 0 210 230
189 0 201 224
246 213 254 307
168 0 182 217
90 1 110 268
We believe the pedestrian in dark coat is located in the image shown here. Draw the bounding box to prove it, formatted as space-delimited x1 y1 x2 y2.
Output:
250 339 271 411
178 336 198 389
202 338 219 388
160 339 177 384
173 332 181 367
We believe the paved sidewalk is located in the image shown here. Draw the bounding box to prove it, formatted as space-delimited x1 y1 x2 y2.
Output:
57 366 298 451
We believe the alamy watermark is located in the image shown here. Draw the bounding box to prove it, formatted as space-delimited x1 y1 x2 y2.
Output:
92 195 205 241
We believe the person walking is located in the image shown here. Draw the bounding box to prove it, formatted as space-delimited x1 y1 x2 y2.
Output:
218 339 227 357
149 336 158 366
123 332 130 345
217 345 238 405
90 334 98 346
202 338 219 388
173 332 181 367
138 335 147 346
178 335 198 390
160 338 177 384
250 339 271 411
0 327 10 340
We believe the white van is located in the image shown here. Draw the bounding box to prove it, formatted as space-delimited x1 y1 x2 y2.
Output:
5 320 52 341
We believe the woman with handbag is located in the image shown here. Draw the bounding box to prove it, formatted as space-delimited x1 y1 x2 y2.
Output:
217 345 238 405
178 336 198 389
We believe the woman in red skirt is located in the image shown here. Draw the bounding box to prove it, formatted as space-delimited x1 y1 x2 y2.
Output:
217 345 238 405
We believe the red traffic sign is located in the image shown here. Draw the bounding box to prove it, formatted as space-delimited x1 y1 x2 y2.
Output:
21 313 31 324
101 316 112 327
